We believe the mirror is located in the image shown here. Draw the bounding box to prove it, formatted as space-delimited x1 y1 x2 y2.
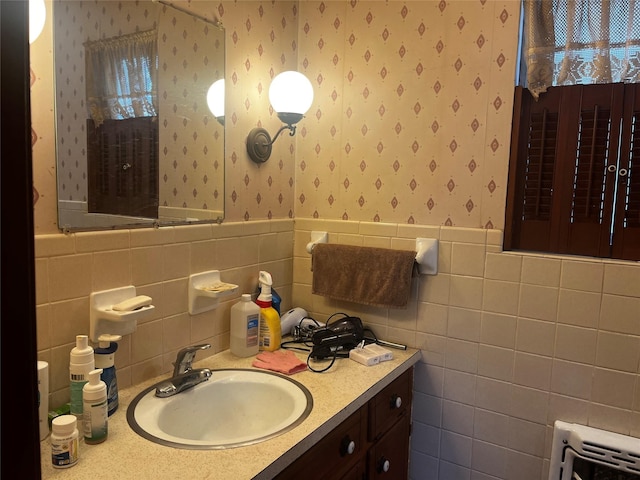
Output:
53 0 225 231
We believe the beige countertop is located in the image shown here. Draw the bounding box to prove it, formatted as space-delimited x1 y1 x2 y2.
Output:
40 347 420 480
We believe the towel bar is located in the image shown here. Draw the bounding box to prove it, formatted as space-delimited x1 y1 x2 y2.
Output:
307 232 437 276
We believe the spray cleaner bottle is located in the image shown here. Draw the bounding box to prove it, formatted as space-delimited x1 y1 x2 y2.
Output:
256 271 281 351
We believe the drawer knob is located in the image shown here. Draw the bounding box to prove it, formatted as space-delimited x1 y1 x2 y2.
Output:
339 436 356 456
377 457 391 473
390 394 402 409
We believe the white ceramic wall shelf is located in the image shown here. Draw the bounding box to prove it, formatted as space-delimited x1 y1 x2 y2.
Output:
90 286 155 342
188 270 239 315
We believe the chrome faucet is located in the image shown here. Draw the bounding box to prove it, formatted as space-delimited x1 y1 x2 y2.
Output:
155 344 212 398
172 343 211 376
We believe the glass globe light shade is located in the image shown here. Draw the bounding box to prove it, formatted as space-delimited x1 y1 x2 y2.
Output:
29 0 46 44
206 79 225 118
268 71 314 117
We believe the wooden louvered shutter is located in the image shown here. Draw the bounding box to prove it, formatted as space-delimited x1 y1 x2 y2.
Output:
563 84 624 258
612 83 640 260
505 84 639 261
505 86 566 253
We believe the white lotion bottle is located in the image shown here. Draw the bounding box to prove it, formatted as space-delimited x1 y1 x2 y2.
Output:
230 294 260 357
69 335 94 421
82 368 108 444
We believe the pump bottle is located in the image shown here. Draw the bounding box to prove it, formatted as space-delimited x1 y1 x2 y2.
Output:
69 335 94 421
256 271 281 351
94 335 120 416
82 368 108 444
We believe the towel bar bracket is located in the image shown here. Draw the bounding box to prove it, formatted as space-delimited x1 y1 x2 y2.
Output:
416 238 438 275
306 231 328 253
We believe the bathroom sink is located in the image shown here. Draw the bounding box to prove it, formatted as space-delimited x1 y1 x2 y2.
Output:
126 369 313 449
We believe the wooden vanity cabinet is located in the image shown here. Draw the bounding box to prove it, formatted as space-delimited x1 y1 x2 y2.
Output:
275 368 413 480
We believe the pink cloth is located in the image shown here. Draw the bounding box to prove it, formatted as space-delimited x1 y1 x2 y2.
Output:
252 350 307 375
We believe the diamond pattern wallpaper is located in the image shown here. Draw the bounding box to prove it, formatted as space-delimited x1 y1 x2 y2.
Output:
32 0 520 233
157 5 225 217
292 0 517 228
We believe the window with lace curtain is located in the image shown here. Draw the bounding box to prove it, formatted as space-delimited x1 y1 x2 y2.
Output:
84 29 159 218
505 0 640 261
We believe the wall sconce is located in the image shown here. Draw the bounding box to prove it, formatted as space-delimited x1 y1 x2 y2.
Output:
29 0 46 44
246 71 314 164
207 78 225 126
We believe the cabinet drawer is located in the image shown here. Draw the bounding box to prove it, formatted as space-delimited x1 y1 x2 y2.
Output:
367 413 411 480
276 405 367 480
368 368 412 442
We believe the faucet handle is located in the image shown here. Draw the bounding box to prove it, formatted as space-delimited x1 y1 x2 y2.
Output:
173 343 211 376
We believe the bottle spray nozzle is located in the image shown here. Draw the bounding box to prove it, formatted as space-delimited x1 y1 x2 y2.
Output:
258 271 272 287
257 271 273 304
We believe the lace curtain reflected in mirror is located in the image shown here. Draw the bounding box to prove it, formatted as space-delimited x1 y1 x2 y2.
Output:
85 29 158 125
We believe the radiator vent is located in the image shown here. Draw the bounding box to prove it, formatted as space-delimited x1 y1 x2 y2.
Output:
549 421 640 480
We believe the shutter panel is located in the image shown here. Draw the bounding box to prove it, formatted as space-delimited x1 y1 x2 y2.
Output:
505 87 564 252
564 84 623 258
612 83 640 260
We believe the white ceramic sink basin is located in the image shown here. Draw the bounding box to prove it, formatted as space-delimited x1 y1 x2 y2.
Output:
126 369 313 449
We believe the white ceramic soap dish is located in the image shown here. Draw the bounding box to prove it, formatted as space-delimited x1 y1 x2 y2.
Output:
188 270 239 315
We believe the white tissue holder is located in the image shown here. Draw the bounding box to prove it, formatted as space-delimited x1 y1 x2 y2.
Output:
188 270 239 315
90 286 155 342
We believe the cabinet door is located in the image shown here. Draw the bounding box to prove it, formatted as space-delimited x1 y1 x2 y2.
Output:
368 413 411 480
340 458 366 480
275 406 367 480
368 369 412 442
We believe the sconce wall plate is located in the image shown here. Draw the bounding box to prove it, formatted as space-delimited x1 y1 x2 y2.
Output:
246 128 273 164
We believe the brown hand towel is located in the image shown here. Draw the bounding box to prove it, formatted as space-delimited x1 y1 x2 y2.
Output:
311 243 417 308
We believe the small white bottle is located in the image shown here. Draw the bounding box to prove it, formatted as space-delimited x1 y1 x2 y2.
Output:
82 368 108 444
230 294 261 357
51 415 79 468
